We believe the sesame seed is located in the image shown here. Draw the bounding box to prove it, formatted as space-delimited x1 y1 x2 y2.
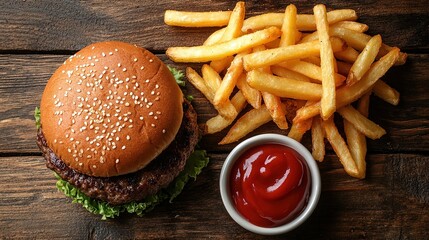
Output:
162 129 166 133
149 59 153 63
102 52 106 57
79 162 83 166
115 159 120 163
151 123 155 127
123 68 127 72
93 165 97 168
134 58 138 62
149 112 154 116
140 116 144 120
126 135 130 140
122 146 126 150
140 66 145 70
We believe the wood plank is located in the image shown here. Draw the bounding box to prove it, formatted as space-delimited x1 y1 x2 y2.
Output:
0 1 427 52
0 154 427 239
0 54 427 153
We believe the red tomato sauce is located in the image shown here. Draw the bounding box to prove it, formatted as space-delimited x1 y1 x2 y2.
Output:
230 144 311 227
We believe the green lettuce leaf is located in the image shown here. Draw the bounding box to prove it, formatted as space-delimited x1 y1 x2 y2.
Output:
34 107 41 129
168 66 185 87
55 149 209 220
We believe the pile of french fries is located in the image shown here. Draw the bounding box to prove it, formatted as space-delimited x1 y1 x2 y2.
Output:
164 2 405 179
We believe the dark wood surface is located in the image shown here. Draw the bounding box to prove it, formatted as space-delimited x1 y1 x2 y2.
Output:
0 1 428 239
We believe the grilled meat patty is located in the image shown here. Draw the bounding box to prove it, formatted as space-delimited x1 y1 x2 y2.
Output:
37 100 199 205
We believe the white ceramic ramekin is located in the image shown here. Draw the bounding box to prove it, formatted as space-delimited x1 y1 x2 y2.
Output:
219 134 321 235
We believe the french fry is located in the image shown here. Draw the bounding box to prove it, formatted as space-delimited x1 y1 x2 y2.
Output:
330 27 407 65
337 105 386 140
219 105 272 145
303 56 321 66
247 70 322 100
294 48 400 122
373 80 400 105
167 26 281 62
167 4 403 180
186 67 215 101
209 2 244 71
209 56 234 73
210 2 245 68
344 92 370 179
201 64 222 92
243 37 346 71
336 48 399 107
253 45 288 130
277 60 346 86
237 73 261 109
302 21 369 43
289 100 315 142
186 67 237 119
334 46 360 63
331 21 369 32
288 116 312 141
204 28 225 46
213 51 248 105
314 4 336 120
336 61 352 75
311 116 325 162
322 116 359 177
347 34 382 85
271 65 312 82
265 32 302 49
206 91 247 134
218 1 245 42
164 10 232 27
280 4 298 47
242 9 357 32
262 92 289 129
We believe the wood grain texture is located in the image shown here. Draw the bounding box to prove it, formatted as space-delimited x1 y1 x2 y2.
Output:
0 54 428 153
0 0 428 239
0 154 427 239
0 0 427 52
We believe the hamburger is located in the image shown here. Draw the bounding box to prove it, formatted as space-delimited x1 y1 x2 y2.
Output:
35 41 208 219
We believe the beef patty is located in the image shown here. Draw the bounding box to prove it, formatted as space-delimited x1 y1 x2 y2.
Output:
37 100 199 205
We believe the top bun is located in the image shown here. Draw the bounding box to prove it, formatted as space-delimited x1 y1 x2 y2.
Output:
40 41 183 177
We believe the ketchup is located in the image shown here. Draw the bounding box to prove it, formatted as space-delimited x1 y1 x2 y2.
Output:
230 144 310 227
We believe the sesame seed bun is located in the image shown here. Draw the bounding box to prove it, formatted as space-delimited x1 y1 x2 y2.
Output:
40 41 184 177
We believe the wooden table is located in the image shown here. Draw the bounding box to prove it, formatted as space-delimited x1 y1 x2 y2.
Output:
1 1 428 239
